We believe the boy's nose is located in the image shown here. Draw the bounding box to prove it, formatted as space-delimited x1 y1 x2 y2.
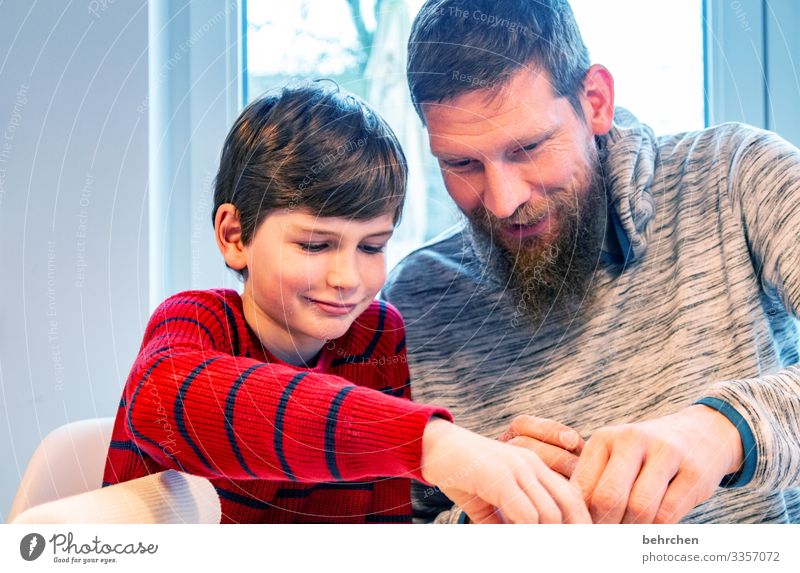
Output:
327 253 360 292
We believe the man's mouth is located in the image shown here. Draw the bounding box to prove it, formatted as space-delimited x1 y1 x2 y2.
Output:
501 214 551 241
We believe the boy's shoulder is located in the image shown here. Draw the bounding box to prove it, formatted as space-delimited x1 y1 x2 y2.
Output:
155 288 243 316
337 299 405 353
146 289 247 351
350 299 404 332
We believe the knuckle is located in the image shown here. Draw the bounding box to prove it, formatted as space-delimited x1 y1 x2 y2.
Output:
655 501 681 524
626 496 653 518
590 488 625 515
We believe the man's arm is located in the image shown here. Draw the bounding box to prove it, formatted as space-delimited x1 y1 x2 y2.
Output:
569 128 800 523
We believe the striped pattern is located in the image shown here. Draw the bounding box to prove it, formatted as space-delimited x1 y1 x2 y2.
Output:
104 289 450 523
383 111 800 524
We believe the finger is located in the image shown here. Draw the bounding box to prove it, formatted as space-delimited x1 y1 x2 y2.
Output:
498 427 519 443
460 498 504 524
570 436 610 502
509 435 580 477
537 466 592 523
588 446 645 524
622 455 679 524
511 415 584 452
447 491 503 524
516 470 562 524
654 471 705 524
451 476 540 524
491 479 540 524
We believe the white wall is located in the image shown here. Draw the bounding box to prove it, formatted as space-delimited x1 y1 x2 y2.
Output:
0 0 149 519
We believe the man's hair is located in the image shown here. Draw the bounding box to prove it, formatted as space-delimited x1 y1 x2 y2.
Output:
212 81 406 278
407 0 590 122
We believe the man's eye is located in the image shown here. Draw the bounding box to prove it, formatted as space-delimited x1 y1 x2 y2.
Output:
442 158 473 169
359 244 386 255
298 242 328 253
515 142 539 157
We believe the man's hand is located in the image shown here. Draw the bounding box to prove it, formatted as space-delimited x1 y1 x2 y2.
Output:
421 418 591 524
500 415 585 478
570 405 744 524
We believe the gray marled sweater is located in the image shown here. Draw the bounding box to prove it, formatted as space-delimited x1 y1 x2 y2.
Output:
382 110 800 524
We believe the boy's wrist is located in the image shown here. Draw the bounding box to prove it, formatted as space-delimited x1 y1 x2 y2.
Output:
420 416 454 484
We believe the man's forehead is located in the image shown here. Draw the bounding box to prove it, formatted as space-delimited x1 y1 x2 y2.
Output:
422 68 563 149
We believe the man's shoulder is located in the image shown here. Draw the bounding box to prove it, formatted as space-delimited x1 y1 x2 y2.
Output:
657 121 779 157
383 224 472 296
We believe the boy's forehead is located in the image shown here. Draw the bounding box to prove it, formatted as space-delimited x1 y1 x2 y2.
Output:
267 208 395 235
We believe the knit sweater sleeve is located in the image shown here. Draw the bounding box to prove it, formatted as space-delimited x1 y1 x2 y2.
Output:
123 290 450 484
701 128 800 491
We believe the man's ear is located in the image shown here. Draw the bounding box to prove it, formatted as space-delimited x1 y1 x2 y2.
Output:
214 204 248 272
580 64 615 136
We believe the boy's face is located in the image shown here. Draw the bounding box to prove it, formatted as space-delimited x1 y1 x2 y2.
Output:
240 208 394 366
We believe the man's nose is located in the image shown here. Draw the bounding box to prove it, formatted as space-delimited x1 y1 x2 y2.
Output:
481 162 533 219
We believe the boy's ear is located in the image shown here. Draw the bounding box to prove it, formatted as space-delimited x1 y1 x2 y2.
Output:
214 204 248 271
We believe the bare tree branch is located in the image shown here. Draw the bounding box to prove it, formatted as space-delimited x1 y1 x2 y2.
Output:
346 0 373 64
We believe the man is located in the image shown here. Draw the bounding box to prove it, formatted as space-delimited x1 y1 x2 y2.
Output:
382 0 800 524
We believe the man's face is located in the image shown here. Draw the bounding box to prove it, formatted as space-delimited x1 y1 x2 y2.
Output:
423 67 611 320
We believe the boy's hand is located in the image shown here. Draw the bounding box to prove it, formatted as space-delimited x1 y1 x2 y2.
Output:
421 418 591 524
500 415 584 478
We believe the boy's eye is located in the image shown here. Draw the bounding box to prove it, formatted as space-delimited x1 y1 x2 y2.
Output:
359 244 386 255
441 158 473 170
298 242 328 253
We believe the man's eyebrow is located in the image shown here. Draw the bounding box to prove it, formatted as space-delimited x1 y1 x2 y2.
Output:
430 127 557 158
509 127 557 149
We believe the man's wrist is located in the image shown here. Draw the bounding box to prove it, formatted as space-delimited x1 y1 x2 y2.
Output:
693 398 757 487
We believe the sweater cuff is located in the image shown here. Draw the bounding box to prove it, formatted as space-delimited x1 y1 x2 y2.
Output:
694 397 757 488
334 386 453 482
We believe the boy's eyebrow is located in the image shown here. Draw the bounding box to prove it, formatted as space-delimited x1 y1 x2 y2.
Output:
363 230 394 239
292 226 394 239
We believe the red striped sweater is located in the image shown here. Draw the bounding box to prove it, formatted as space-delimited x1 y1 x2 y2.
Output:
103 289 451 523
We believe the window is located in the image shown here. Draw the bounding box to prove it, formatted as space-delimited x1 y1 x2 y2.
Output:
246 0 457 269
570 0 705 135
149 1 795 303
245 0 705 267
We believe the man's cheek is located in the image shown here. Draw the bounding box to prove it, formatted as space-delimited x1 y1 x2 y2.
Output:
444 177 481 213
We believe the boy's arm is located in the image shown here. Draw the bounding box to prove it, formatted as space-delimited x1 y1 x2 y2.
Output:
123 291 450 483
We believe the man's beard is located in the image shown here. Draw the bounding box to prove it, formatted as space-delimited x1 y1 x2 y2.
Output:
467 143 608 324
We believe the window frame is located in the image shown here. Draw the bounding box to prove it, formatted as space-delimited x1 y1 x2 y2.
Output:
148 0 799 306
